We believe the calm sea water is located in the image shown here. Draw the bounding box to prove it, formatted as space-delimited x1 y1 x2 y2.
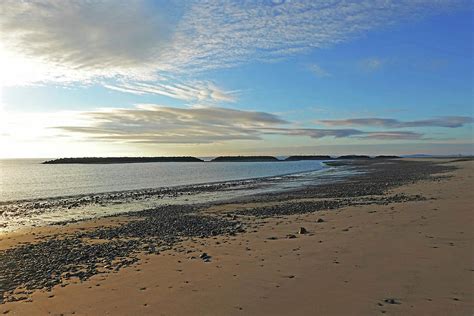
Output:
0 159 327 202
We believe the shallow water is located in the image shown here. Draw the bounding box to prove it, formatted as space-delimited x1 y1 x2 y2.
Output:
1 159 327 202
0 159 356 233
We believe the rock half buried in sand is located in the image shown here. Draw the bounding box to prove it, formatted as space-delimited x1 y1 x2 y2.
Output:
317 218 325 223
200 253 211 261
298 227 307 234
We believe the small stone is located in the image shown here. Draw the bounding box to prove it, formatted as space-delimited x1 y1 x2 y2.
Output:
383 298 400 305
286 234 297 239
298 227 307 234
317 218 325 223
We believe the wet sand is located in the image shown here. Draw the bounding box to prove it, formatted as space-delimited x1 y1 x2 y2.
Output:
0 159 472 315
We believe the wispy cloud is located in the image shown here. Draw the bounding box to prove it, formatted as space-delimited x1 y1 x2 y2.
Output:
317 116 474 128
0 0 467 85
104 80 237 103
358 58 386 72
56 105 286 144
308 64 331 78
165 1 465 72
53 105 427 144
357 131 424 140
264 128 423 140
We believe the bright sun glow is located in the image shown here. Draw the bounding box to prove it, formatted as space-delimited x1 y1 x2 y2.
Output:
0 42 18 87
0 42 60 87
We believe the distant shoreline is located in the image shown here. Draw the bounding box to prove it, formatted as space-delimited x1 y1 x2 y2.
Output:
43 155 401 164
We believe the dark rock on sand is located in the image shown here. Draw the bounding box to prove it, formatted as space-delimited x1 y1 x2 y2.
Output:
384 298 401 305
298 227 308 234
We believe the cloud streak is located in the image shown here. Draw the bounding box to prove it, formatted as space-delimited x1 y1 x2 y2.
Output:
104 80 237 103
53 105 427 144
317 116 474 128
308 64 331 78
358 58 386 72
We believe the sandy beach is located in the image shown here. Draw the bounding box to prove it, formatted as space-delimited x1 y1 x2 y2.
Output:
0 159 472 315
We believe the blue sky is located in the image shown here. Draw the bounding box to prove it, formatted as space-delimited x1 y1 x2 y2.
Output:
0 0 472 158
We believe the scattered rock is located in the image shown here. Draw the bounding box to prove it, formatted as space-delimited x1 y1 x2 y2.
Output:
200 253 211 261
298 227 307 234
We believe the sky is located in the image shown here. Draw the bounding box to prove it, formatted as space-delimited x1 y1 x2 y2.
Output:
0 0 472 158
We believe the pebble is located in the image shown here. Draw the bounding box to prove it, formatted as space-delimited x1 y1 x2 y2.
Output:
384 298 400 305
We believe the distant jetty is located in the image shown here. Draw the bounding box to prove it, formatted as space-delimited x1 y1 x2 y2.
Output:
211 156 280 162
284 155 332 161
43 157 204 164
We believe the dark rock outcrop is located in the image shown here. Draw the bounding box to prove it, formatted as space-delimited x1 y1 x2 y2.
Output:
211 156 279 162
284 155 332 161
374 155 400 159
43 157 204 164
336 155 371 159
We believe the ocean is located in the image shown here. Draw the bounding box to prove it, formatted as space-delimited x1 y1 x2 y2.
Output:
0 159 330 202
0 158 352 233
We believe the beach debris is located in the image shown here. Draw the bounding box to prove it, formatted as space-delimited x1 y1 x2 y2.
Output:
317 218 325 223
298 227 307 234
286 234 297 239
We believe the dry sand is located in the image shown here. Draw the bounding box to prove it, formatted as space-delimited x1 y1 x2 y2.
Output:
0 160 472 315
